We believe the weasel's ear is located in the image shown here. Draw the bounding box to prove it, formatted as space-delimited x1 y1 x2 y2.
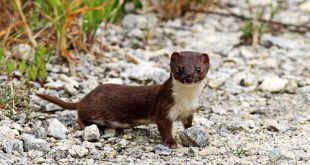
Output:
171 52 180 62
201 53 209 64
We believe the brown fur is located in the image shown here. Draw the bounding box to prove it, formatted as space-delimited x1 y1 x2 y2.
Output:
37 51 209 148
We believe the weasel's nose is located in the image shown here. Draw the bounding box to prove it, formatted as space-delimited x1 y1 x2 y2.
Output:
185 77 193 83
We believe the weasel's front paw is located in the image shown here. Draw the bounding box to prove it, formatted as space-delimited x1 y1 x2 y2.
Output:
163 140 177 149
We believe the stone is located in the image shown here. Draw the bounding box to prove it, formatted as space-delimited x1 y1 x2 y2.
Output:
0 139 23 153
119 139 127 148
122 14 147 29
44 81 64 89
199 147 220 156
59 74 79 87
83 124 100 142
188 147 198 157
240 46 256 59
285 80 298 93
45 103 62 112
21 134 50 152
12 44 34 61
0 126 19 140
260 76 288 92
265 119 283 132
128 28 144 39
33 126 47 139
178 126 208 147
211 106 227 115
121 63 169 83
68 145 89 158
153 144 172 156
299 1 310 12
64 83 79 96
208 78 225 89
47 118 68 139
102 128 116 138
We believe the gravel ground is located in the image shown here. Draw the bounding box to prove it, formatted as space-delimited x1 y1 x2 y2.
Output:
0 0 309 164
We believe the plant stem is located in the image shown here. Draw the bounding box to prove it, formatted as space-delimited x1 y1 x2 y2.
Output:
14 0 37 47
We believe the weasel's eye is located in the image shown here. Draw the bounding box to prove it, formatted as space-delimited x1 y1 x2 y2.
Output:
195 67 201 73
178 66 184 73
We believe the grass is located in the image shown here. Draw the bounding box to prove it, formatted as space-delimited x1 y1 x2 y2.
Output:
0 83 32 119
224 142 248 158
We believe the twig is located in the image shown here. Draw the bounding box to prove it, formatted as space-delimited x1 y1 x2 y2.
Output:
187 9 310 33
10 82 16 115
14 0 37 47
246 0 258 48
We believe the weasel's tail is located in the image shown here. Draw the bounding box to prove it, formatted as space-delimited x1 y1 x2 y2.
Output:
36 93 77 110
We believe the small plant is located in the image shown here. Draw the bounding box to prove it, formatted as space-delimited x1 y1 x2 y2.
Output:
224 142 247 158
0 84 32 119
20 46 51 84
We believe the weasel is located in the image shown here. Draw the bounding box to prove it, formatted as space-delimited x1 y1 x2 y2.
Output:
37 51 209 148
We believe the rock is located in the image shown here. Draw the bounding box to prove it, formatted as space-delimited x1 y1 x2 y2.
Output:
12 44 34 61
208 78 225 89
44 103 62 112
102 128 116 138
0 139 23 153
122 14 147 29
83 124 100 142
59 74 79 87
297 86 310 93
240 46 256 59
178 126 208 147
128 28 144 39
122 63 169 83
47 118 68 139
260 76 288 92
199 147 220 156
153 144 172 156
285 80 298 93
281 150 296 159
240 72 257 87
119 139 127 148
0 126 19 140
21 134 50 152
64 83 79 96
33 126 47 139
299 1 310 12
211 106 227 115
188 147 198 157
68 145 89 158
265 119 285 132
44 81 64 89
238 120 256 131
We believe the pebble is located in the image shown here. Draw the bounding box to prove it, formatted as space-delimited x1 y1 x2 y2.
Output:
68 145 89 158
47 118 68 139
21 134 50 152
83 124 100 142
260 76 288 92
178 126 208 147
153 144 172 156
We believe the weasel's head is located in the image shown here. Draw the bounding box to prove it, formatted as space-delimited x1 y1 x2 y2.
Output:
170 51 209 85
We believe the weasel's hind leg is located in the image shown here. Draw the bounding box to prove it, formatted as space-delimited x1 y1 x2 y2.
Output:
78 117 88 129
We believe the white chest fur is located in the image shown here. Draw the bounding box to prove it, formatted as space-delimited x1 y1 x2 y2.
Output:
168 78 205 121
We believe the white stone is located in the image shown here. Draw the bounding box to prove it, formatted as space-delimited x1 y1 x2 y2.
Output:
68 145 89 158
260 76 288 92
83 124 100 141
47 119 68 139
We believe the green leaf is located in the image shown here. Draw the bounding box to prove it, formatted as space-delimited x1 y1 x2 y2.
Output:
6 61 15 76
19 60 27 75
0 48 4 66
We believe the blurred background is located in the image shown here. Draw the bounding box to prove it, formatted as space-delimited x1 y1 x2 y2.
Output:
0 0 309 164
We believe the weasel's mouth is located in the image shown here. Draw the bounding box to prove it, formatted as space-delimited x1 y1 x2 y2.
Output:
174 79 203 87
